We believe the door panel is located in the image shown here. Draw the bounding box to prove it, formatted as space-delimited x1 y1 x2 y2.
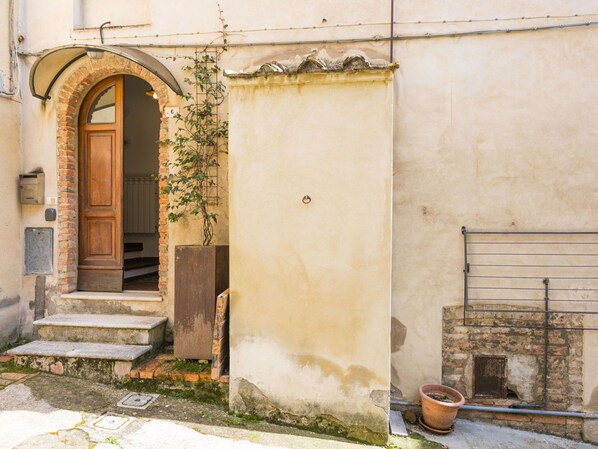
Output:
87 220 114 257
78 76 123 292
88 133 114 206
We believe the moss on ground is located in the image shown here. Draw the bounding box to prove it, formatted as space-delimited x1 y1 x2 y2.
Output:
0 359 38 374
125 378 228 407
387 431 448 449
168 359 211 374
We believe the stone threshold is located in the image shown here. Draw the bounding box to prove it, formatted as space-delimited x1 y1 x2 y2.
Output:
61 290 162 302
34 314 167 330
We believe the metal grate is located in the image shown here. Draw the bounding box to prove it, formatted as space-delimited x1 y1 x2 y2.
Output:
473 355 507 398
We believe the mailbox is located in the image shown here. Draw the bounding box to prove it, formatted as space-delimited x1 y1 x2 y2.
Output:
19 172 45 204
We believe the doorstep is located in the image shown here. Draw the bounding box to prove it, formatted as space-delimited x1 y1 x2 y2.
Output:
61 290 162 302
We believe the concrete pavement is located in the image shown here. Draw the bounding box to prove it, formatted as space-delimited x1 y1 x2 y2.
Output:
0 373 595 449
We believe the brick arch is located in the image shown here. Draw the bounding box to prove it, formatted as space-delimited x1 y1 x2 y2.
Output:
56 53 170 294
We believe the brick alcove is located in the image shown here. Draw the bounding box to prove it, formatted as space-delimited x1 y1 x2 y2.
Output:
55 53 172 294
443 305 584 439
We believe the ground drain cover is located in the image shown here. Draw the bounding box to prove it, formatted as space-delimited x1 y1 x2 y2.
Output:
92 413 133 431
117 392 159 410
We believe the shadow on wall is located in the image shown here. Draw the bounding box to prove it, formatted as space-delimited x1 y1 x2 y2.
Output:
0 297 20 348
391 317 407 396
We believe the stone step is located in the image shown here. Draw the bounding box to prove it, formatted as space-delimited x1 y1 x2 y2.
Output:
7 340 152 382
34 314 167 348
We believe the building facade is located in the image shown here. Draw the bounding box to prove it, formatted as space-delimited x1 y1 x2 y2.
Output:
2 0 598 444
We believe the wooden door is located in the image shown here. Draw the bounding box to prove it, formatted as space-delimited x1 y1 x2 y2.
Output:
77 76 124 292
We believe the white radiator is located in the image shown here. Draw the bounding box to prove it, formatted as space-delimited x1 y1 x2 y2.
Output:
124 176 158 234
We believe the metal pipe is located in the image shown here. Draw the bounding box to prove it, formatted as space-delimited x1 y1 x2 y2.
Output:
389 0 394 63
21 18 595 51
99 21 111 44
390 400 598 419
543 278 550 405
507 277 550 410
462 226 469 324
459 404 598 419
1 0 17 96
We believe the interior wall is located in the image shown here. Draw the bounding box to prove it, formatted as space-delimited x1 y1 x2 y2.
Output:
123 75 160 258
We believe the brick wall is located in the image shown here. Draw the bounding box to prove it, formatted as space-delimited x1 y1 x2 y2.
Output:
443 305 584 439
55 53 171 294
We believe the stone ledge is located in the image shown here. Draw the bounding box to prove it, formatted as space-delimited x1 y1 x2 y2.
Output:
34 314 167 330
7 341 152 361
61 291 162 302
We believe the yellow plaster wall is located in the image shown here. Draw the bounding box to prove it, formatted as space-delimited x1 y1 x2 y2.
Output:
227 72 393 441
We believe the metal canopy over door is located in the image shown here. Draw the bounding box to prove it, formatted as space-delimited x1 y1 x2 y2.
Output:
78 75 124 292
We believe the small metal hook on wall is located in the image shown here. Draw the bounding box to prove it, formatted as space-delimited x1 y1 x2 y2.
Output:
302 195 312 204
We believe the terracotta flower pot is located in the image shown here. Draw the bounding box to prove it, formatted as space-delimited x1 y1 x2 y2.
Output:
419 384 465 431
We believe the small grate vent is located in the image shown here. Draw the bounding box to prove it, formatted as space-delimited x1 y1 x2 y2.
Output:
473 355 507 398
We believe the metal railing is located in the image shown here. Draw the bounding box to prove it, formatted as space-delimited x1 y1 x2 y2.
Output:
462 227 598 330
461 227 598 408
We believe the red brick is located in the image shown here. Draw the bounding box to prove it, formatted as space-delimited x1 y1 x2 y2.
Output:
0 372 27 381
139 369 154 380
55 57 171 293
495 413 531 422
531 415 567 425
50 362 64 375
184 373 200 382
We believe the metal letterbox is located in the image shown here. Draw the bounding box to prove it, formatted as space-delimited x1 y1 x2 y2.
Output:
19 172 45 204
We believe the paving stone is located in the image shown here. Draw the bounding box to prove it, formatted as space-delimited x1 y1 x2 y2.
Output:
1 372 27 380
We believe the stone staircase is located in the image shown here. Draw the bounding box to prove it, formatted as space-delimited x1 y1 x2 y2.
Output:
7 314 167 382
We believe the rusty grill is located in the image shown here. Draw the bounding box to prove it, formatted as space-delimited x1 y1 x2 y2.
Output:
473 355 507 398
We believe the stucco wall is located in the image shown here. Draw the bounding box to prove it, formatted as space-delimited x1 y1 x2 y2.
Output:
391 26 598 407
227 71 393 444
0 97 22 347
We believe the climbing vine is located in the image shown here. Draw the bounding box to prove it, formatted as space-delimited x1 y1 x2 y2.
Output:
161 5 228 246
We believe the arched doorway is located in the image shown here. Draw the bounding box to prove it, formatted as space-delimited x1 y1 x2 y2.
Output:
77 74 161 292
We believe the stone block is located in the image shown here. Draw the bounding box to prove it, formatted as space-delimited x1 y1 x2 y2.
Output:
495 413 531 422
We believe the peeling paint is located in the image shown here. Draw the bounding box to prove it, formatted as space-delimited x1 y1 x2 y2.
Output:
232 378 388 445
369 389 390 411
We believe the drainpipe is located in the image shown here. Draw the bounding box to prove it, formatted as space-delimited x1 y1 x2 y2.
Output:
1 0 18 97
459 405 598 419
391 400 598 419
389 0 394 63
